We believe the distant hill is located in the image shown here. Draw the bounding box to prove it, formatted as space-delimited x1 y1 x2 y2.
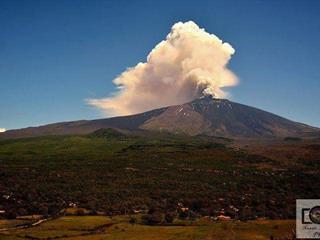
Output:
1 96 319 139
89 128 125 139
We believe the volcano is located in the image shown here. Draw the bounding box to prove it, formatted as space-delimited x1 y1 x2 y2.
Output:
1 96 319 139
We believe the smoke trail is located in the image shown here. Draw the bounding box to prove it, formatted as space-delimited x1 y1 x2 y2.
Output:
88 21 238 116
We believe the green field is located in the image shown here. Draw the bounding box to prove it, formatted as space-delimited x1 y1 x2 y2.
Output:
0 215 295 240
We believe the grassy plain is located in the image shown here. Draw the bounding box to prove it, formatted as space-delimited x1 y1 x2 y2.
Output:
0 215 295 240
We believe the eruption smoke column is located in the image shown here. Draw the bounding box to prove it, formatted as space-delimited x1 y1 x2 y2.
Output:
88 21 238 116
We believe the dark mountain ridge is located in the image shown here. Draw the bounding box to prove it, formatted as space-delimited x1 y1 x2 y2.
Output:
1 96 319 139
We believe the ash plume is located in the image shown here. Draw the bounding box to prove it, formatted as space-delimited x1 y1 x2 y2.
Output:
88 21 238 116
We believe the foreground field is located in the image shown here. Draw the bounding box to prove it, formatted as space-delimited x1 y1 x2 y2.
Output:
0 216 295 240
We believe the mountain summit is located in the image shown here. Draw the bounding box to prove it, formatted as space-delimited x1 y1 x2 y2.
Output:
141 96 319 137
1 97 319 139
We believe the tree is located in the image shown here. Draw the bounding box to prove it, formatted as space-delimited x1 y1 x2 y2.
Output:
129 216 137 225
39 206 49 217
5 210 17 219
141 212 163 225
18 208 28 216
239 207 254 221
165 212 175 223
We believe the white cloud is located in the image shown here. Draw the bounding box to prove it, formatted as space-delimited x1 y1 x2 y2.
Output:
0 128 6 133
88 21 238 116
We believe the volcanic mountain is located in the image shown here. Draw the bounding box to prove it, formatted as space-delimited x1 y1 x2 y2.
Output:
1 96 319 139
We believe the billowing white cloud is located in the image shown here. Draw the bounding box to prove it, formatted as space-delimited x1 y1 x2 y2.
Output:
0 128 6 133
88 21 238 116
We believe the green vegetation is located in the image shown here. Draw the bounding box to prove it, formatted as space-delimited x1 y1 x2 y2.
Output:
89 128 126 139
0 215 295 240
283 137 302 142
0 132 319 223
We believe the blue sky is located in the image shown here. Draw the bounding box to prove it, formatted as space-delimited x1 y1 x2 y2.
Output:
1 0 320 130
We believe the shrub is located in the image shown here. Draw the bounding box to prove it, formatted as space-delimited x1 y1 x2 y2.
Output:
178 211 188 219
141 212 163 225
76 208 85 216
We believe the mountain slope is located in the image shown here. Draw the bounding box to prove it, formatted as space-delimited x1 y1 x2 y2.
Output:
0 108 167 139
1 96 319 139
142 96 319 138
